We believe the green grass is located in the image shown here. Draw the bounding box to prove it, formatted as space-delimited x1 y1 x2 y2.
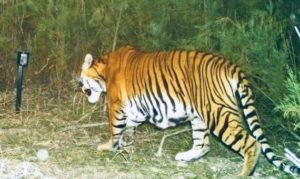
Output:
0 85 297 178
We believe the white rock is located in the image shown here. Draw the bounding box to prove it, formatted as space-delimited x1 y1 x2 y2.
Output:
36 149 49 161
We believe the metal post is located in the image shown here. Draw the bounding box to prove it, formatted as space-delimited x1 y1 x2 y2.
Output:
16 51 29 113
16 65 24 112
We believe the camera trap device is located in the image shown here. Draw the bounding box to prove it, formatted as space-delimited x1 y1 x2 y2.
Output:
16 51 30 112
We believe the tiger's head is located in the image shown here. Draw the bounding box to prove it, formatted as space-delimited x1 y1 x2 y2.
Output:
79 53 107 104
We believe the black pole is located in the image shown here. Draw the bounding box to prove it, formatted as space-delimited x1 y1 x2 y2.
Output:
16 51 29 113
16 65 24 112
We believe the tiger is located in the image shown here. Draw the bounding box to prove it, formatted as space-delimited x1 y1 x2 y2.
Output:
78 45 300 176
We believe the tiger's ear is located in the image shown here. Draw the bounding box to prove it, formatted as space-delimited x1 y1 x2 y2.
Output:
82 53 93 70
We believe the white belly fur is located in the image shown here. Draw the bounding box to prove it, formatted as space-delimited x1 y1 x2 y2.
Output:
123 95 194 129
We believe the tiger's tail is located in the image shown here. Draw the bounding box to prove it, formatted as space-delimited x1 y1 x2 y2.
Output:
235 72 300 175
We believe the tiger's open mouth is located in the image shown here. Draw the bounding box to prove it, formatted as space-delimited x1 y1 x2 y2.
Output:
78 77 102 104
79 80 91 96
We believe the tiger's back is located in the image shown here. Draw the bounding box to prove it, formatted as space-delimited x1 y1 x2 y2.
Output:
79 46 300 176
121 48 241 131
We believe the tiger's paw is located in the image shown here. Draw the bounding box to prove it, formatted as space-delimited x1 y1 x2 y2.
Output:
97 142 113 151
175 147 209 161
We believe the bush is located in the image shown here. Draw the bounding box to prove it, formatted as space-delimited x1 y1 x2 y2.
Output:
275 68 300 131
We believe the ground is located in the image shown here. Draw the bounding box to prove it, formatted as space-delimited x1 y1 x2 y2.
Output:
0 86 297 178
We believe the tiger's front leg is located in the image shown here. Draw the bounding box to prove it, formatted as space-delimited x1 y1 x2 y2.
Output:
97 101 127 152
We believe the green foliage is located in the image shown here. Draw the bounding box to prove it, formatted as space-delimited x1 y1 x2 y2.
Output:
275 68 300 131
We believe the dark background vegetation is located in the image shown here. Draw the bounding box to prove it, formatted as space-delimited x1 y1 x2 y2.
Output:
0 0 300 176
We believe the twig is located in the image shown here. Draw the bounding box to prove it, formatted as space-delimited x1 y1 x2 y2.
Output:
34 58 51 75
75 112 93 124
155 128 191 157
253 85 277 106
112 5 123 51
285 148 300 168
111 150 129 162
60 122 108 132
295 26 300 39
280 124 300 141
72 92 79 113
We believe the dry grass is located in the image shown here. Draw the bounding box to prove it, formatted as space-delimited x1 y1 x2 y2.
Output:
0 83 296 178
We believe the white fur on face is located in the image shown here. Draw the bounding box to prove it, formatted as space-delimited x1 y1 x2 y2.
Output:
80 75 104 104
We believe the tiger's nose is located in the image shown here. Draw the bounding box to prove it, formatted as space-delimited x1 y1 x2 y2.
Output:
84 89 91 96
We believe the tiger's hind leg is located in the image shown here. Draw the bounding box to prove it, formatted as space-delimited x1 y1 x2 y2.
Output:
215 112 261 176
175 116 210 161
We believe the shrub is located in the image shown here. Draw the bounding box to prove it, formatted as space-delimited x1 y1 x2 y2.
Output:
275 68 300 131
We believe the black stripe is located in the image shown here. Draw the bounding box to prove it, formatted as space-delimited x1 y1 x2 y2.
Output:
237 76 247 89
195 144 204 148
240 87 249 99
131 119 144 124
143 79 158 119
160 64 176 111
217 59 236 106
257 133 266 141
152 107 158 120
153 60 168 116
246 110 257 119
169 116 188 125
148 59 163 123
140 95 150 114
279 162 284 171
290 166 299 173
203 133 209 139
249 118 259 126
138 108 145 115
263 147 272 154
167 51 177 80
177 50 186 78
115 117 126 121
215 107 223 126
270 155 280 162
242 102 255 109
191 108 194 114
218 113 230 140
251 124 261 133
229 132 243 147
244 140 256 154
145 115 151 121
193 128 208 132
171 69 186 108
92 66 105 80
231 65 239 76
113 141 120 149
112 132 122 136
243 133 249 147
112 123 126 129
205 104 212 131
